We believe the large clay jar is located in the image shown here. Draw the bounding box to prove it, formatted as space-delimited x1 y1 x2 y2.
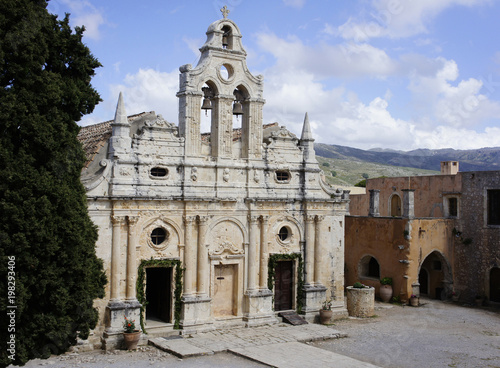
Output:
123 331 141 350
379 284 393 303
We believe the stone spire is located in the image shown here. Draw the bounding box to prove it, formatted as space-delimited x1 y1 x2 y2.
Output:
113 92 130 127
300 112 313 141
300 112 316 164
108 92 131 157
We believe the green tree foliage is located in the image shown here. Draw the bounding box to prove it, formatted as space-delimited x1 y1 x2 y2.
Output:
0 1 106 366
321 162 330 167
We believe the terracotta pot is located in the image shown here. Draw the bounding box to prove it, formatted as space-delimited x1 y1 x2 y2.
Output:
379 284 393 303
410 297 419 307
319 309 333 324
123 331 141 350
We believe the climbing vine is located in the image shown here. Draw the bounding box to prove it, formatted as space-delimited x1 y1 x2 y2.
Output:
267 253 304 313
136 259 184 332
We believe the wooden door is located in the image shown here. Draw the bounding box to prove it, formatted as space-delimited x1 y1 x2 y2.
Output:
212 264 236 317
146 267 172 323
274 260 294 311
490 267 500 303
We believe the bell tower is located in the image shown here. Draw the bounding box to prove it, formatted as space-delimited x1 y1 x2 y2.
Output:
177 6 265 159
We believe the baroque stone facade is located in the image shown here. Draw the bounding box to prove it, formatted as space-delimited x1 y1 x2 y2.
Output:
78 12 349 349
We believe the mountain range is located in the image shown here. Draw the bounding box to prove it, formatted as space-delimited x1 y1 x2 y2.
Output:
315 144 500 172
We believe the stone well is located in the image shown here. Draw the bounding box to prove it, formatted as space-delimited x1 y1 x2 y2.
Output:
346 286 375 317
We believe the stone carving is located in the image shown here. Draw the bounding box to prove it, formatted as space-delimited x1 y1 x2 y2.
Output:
221 5 230 19
191 167 198 181
253 169 260 183
210 240 244 256
223 168 230 182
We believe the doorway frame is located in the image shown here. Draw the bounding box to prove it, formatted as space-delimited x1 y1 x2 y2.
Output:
137 259 183 331
268 253 304 313
209 254 244 318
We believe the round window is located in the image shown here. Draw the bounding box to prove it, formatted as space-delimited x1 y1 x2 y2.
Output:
151 228 167 245
278 226 289 242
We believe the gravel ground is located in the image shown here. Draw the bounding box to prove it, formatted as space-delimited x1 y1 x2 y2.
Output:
13 299 500 368
313 299 500 368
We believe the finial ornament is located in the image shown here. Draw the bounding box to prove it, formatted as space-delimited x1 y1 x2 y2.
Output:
221 5 230 19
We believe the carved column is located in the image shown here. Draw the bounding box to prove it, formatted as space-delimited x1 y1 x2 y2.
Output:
183 216 197 296
110 215 125 301
314 215 325 285
126 216 139 301
248 215 260 291
197 216 209 296
259 216 269 290
304 215 316 286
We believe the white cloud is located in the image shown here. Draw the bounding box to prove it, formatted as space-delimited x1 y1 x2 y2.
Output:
283 0 306 9
337 0 492 41
256 32 396 78
408 58 500 129
109 68 179 123
59 0 106 40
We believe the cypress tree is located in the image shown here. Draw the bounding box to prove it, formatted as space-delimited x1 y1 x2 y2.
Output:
0 1 106 366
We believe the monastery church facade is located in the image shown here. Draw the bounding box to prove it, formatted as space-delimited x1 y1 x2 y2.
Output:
78 10 349 349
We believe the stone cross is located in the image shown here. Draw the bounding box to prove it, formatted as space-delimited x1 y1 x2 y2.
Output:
221 5 230 19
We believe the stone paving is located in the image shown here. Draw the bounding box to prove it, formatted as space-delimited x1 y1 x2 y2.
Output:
149 323 380 367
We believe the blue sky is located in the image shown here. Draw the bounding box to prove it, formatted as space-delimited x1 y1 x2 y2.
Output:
48 0 500 150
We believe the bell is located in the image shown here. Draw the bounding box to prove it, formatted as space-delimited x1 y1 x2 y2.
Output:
201 98 212 116
232 101 243 116
222 35 228 48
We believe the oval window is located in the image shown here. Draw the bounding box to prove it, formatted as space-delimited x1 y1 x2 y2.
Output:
276 170 290 183
278 226 289 242
151 228 167 245
151 167 168 177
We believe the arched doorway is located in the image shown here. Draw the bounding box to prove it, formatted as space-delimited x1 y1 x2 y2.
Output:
490 267 500 303
419 268 429 295
419 251 451 299
390 194 402 217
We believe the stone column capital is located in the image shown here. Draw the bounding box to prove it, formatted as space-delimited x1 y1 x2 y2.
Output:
259 215 270 223
111 215 126 225
248 215 260 224
315 215 325 223
305 214 316 223
184 215 197 225
197 215 211 224
126 216 139 226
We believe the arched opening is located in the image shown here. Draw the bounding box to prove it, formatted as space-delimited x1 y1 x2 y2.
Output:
419 268 429 295
390 194 402 217
359 255 380 279
221 25 233 50
232 86 247 129
419 251 451 300
490 267 500 303
201 82 217 135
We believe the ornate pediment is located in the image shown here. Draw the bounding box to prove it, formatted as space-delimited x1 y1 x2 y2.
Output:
210 240 244 256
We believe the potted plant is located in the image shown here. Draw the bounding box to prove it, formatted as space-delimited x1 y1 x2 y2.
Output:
410 294 419 307
123 316 141 350
319 299 333 324
379 277 393 303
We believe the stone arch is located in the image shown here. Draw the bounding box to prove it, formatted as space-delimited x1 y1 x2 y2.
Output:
389 193 402 217
207 217 248 250
418 250 452 299
268 215 304 254
137 216 183 258
358 254 381 280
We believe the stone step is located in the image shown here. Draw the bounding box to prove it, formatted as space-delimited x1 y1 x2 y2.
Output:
278 311 308 325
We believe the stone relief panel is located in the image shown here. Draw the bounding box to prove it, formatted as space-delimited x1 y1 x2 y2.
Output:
268 215 302 254
208 219 245 257
138 216 181 259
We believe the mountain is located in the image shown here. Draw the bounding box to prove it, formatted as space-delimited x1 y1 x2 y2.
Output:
315 144 500 172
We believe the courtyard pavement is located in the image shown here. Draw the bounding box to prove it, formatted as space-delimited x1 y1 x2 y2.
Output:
149 323 379 367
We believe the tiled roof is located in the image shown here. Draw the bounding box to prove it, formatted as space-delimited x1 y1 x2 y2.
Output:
77 112 150 168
